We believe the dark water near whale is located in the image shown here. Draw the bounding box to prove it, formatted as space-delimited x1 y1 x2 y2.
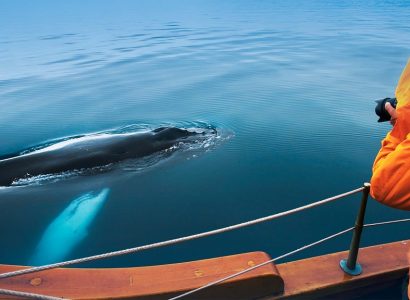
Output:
1 0 410 285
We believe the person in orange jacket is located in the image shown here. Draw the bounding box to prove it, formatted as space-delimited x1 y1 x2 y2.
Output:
370 59 410 209
370 59 410 299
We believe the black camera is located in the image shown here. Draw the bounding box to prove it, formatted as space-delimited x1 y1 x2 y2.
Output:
375 97 397 122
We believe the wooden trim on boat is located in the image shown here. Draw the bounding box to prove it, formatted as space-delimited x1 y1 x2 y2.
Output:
0 240 408 299
268 239 409 299
0 251 283 300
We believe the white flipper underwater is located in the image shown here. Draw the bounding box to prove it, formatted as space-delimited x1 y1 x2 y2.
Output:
29 188 110 265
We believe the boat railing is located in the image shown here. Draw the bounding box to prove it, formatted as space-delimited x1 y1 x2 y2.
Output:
1 183 410 300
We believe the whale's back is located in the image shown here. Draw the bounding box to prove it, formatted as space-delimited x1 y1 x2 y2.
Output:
0 127 214 186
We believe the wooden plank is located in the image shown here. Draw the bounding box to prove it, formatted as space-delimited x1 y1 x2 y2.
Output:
1 240 408 299
0 251 283 300
267 240 409 299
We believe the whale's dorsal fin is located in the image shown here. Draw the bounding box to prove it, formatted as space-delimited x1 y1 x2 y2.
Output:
153 127 167 133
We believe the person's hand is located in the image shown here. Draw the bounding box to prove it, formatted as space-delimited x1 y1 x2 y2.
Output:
385 102 397 126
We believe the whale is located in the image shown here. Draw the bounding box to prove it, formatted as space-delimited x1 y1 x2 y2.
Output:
0 127 214 186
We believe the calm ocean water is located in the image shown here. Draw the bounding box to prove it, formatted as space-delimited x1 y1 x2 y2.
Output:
1 0 410 277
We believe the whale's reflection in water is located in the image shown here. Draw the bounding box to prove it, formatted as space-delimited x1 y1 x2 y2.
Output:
29 188 110 266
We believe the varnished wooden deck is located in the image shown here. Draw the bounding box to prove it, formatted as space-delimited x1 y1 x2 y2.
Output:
0 251 283 299
0 240 408 299
269 240 409 299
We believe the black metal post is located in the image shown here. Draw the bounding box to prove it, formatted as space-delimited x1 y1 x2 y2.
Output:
340 183 370 276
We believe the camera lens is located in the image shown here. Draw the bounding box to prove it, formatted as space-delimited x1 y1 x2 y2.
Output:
375 97 397 122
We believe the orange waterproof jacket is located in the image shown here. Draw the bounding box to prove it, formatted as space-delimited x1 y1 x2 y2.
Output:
370 59 410 210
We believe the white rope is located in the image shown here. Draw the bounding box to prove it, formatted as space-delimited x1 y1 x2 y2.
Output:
0 186 364 280
364 218 410 228
168 226 355 300
0 288 65 300
3 217 407 300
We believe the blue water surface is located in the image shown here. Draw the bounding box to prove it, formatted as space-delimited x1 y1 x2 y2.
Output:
1 0 410 273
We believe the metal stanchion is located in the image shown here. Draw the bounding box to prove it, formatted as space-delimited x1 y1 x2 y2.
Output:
340 183 371 276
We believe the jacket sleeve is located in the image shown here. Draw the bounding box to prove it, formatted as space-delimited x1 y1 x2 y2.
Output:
370 105 410 210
